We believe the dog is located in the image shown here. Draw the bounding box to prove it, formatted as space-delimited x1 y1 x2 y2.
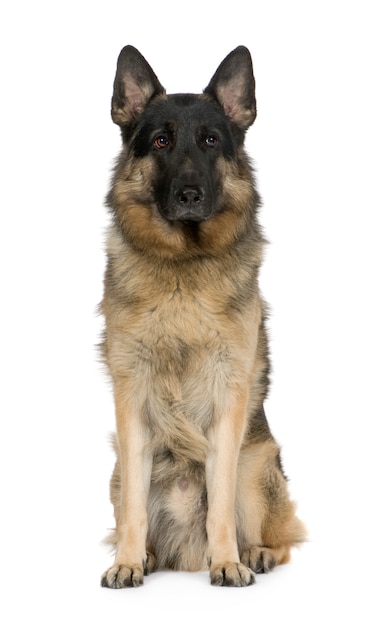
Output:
100 45 306 588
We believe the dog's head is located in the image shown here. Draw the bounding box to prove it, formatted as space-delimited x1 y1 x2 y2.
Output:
108 46 258 257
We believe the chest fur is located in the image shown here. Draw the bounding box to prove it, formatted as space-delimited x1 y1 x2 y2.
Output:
102 228 261 432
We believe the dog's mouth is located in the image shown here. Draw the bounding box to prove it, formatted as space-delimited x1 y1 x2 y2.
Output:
159 199 214 223
163 207 213 223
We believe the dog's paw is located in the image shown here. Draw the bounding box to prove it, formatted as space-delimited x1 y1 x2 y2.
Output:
101 564 144 589
240 546 276 574
210 562 255 587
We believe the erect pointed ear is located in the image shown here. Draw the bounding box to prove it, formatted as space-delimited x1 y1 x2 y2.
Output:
204 46 256 129
111 46 165 126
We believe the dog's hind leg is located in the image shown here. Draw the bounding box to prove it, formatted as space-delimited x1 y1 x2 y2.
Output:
236 438 306 575
101 379 153 589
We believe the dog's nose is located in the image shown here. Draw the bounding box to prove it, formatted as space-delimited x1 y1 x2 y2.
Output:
175 186 204 207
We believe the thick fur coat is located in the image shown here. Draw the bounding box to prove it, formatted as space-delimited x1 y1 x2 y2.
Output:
100 45 306 588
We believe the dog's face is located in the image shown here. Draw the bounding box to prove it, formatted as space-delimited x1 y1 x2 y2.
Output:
108 46 258 257
132 94 237 223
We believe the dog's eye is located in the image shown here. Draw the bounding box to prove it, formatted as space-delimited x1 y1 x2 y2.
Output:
154 135 170 149
205 135 218 147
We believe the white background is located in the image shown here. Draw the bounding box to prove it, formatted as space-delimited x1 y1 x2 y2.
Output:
1 1 390 624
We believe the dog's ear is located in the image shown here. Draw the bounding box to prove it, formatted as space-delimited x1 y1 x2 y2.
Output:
204 46 256 129
111 46 165 126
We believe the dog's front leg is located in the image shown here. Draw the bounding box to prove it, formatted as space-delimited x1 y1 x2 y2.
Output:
101 379 152 589
206 388 255 587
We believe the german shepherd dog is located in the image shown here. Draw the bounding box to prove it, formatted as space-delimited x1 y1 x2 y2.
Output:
100 45 306 588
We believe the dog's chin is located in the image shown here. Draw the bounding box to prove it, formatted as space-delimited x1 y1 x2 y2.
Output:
160 206 213 223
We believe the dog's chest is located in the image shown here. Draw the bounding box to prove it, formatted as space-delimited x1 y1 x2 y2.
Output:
109 280 243 430
135 287 233 384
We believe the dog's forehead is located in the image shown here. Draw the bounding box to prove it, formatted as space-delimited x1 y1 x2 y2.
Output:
145 93 227 128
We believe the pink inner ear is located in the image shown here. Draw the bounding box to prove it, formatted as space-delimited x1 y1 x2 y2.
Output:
222 95 240 119
123 73 144 113
216 75 255 128
122 72 158 118
217 76 246 120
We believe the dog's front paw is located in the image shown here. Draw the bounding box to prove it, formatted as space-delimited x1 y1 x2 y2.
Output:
101 564 144 589
241 546 276 574
210 562 255 587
